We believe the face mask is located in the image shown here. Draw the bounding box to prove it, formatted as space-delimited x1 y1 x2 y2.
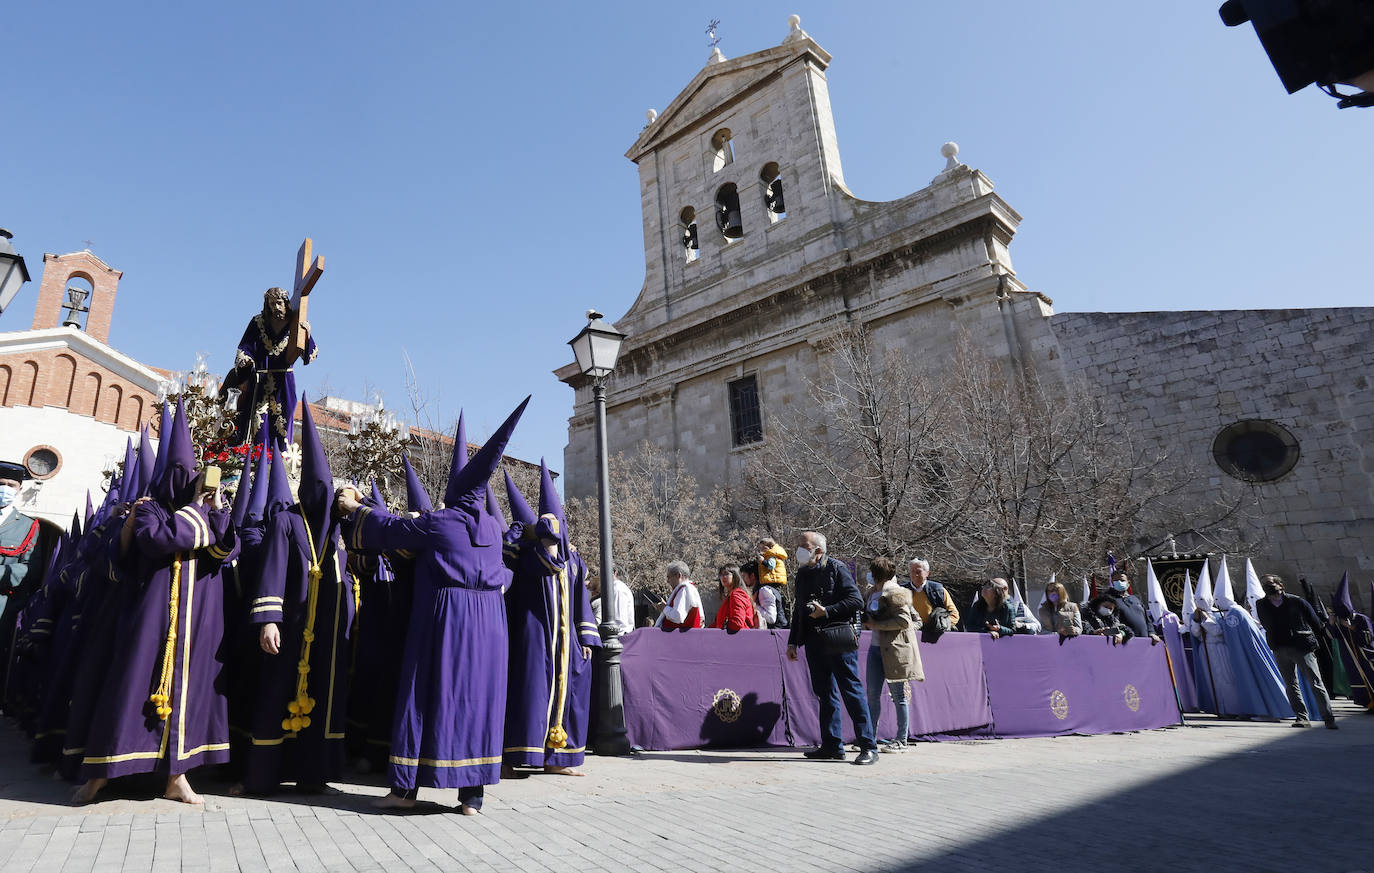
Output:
1111 580 1128 593
0 485 15 508
1097 605 1113 617
795 547 812 566
1047 592 1060 604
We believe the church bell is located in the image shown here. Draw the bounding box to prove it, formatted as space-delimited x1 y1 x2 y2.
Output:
717 203 744 239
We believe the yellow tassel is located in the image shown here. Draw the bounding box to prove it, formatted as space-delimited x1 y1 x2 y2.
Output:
149 554 183 721
546 725 568 749
282 516 329 733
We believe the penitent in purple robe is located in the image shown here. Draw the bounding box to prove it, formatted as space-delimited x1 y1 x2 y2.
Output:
227 314 317 445
78 501 239 780
347 504 510 789
502 536 600 769
241 508 353 792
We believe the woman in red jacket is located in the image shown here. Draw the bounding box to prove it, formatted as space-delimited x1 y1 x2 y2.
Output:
712 565 758 633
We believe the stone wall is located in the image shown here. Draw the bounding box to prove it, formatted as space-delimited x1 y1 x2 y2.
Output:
1049 307 1374 593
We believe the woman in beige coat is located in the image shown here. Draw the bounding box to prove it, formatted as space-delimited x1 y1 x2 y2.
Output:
862 558 924 751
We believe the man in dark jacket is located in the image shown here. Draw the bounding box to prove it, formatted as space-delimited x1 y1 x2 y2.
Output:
1255 575 1337 729
1106 572 1160 643
786 531 877 764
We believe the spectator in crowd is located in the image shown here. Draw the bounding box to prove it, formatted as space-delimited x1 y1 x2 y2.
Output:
786 532 878 764
862 557 922 751
904 558 959 631
1106 571 1160 643
1255 575 1337 729
711 565 757 632
1083 594 1134 644
966 578 1024 639
1037 580 1082 638
758 537 788 587
742 562 777 628
655 560 703 630
589 565 635 636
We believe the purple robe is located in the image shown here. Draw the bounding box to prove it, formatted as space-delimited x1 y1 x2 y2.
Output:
502 535 600 768
1332 613 1374 709
78 501 239 780
227 314 317 444
224 517 268 770
347 550 412 769
346 503 509 790
242 508 353 792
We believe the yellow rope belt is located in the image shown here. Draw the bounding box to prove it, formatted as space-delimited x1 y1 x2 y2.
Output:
546 566 571 750
149 553 183 720
283 516 324 733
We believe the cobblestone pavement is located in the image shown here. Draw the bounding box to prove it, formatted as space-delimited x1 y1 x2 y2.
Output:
1 702 1370 873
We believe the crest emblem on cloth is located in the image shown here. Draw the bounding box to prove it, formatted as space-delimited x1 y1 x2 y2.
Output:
1049 689 1069 720
711 689 742 723
1123 684 1141 712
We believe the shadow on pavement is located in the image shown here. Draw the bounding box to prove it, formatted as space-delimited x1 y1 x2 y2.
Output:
880 707 1374 873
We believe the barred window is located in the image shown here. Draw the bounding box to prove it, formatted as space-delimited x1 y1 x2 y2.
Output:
728 376 763 447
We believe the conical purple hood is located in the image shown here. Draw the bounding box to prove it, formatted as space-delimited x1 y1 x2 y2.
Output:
131 426 156 499
401 454 433 513
151 397 198 508
262 440 294 521
113 436 136 502
1332 571 1355 619
238 417 272 528
536 458 569 558
297 397 334 541
148 402 172 496
70 509 83 541
441 411 468 507
486 484 507 529
84 492 95 528
370 479 386 510
504 470 536 526
443 397 528 509
229 459 255 528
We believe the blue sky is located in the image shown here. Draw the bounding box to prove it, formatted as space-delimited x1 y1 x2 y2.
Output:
7 2 1371 469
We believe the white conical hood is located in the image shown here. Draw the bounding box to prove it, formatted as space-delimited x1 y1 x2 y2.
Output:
1080 576 1092 606
1213 555 1237 610
1194 559 1214 610
1181 573 1197 633
1145 559 1171 624
1244 558 1265 619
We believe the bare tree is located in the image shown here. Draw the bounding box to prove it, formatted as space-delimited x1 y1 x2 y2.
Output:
741 325 977 564
565 442 737 603
738 325 1260 588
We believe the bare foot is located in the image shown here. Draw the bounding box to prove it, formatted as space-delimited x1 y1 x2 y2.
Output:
72 778 107 805
372 793 416 810
500 764 529 780
164 774 204 806
542 765 584 777
459 803 479 816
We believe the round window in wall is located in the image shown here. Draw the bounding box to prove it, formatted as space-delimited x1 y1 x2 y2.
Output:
24 446 62 480
1212 420 1299 483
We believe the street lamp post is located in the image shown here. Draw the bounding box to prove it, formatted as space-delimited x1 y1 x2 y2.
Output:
0 229 32 318
568 309 631 756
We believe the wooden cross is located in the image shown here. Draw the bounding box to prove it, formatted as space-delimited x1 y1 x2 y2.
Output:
285 238 325 367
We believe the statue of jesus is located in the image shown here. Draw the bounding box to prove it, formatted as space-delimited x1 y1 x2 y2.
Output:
220 287 317 445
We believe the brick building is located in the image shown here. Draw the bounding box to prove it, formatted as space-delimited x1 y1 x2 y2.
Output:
0 249 163 525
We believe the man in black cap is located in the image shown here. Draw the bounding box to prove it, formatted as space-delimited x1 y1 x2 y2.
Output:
0 461 47 709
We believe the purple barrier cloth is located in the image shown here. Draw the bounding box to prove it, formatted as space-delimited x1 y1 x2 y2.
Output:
781 632 992 746
620 629 1181 750
976 634 1183 738
621 629 794 750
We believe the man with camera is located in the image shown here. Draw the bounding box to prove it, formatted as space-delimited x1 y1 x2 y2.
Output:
786 532 878 765
1255 575 1337 729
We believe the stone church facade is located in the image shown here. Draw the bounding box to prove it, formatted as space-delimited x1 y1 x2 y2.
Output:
558 18 1374 593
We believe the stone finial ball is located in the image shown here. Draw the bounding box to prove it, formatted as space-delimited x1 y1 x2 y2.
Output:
789 14 801 28
941 142 959 159
646 109 658 122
